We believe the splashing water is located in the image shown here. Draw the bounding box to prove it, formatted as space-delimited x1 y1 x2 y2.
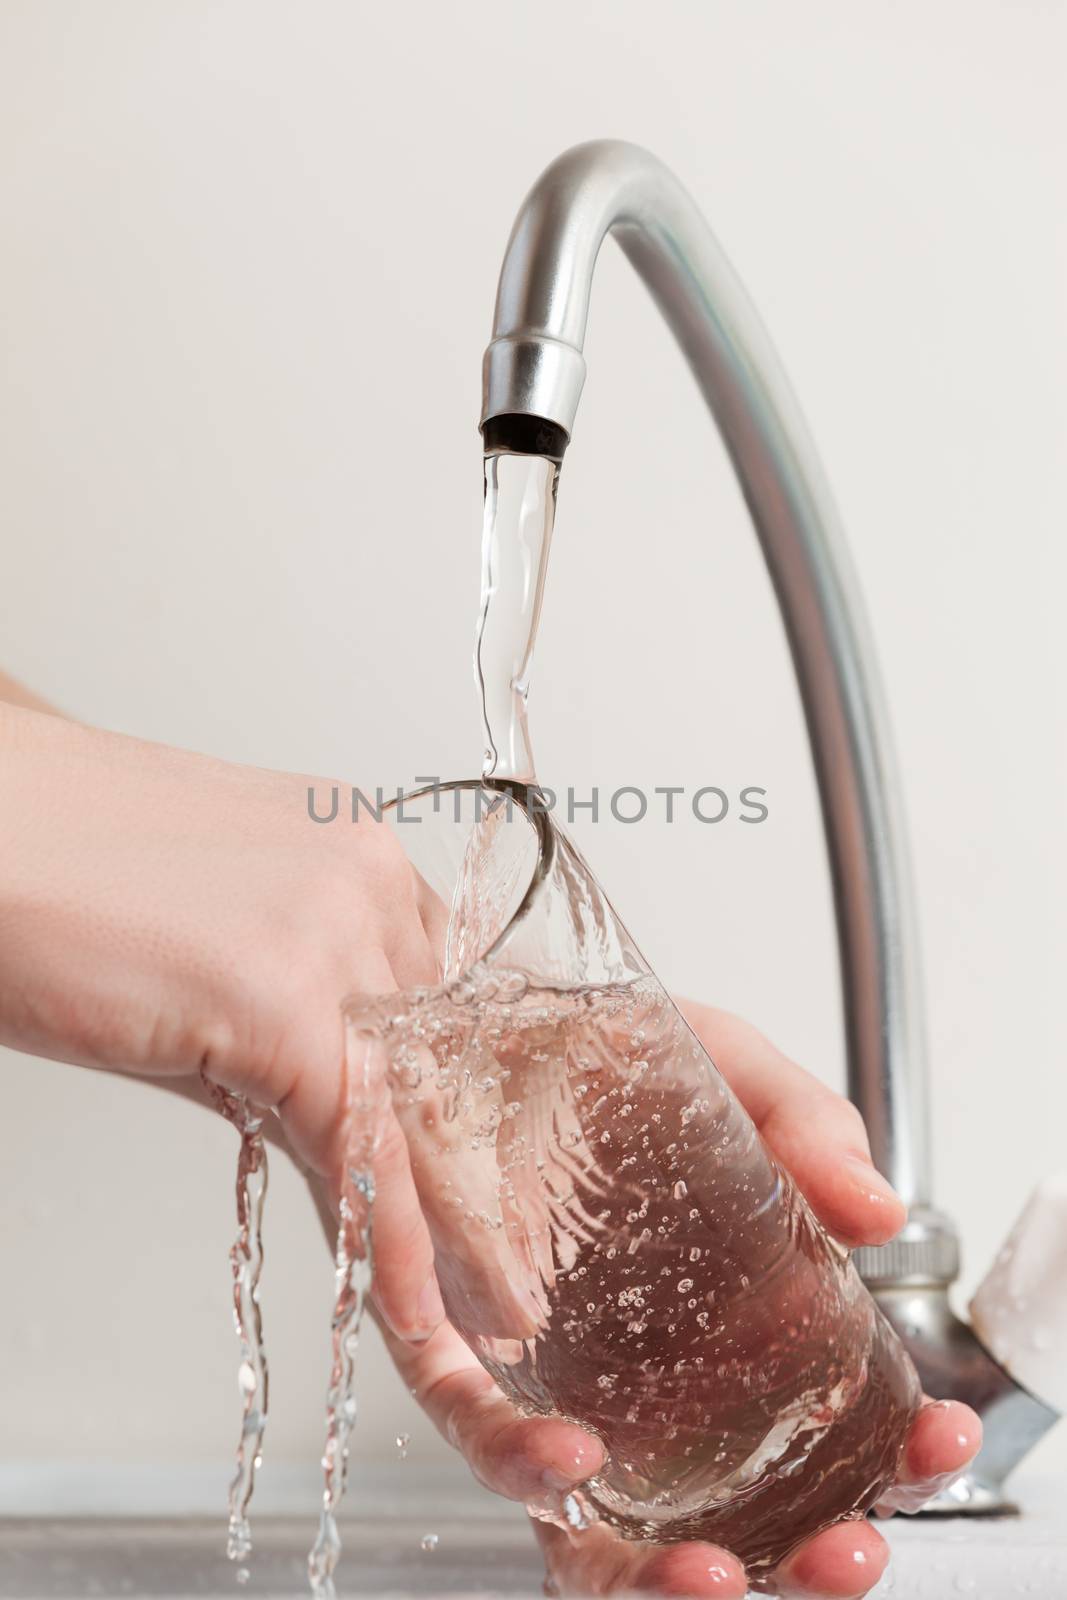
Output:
306 1030 384 1599
202 1079 269 1577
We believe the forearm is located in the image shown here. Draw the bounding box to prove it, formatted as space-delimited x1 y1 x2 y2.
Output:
0 703 146 1066
0 705 287 1076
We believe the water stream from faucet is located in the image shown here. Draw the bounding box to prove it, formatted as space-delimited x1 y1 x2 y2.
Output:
475 451 560 783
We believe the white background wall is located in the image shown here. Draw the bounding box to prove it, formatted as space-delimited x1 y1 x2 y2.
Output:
1 0 1064 1502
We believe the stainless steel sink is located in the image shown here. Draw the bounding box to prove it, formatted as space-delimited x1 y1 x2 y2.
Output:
0 1513 543 1599
1 1472 1064 1598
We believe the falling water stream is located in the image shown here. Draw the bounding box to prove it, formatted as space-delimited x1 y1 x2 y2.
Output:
202 1079 270 1584
306 1164 375 1599
305 1029 384 1598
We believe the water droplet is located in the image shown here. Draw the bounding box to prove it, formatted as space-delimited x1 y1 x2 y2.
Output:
673 1180 688 1199
563 1492 591 1530
350 1168 376 1201
420 1532 439 1552
395 1432 409 1460
235 1569 250 1587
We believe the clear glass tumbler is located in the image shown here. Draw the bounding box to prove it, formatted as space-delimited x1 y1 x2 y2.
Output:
344 780 920 1582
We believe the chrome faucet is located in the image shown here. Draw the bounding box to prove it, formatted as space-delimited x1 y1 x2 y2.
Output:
479 139 1058 1512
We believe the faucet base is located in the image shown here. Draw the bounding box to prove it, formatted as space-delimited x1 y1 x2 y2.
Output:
868 1280 1059 1517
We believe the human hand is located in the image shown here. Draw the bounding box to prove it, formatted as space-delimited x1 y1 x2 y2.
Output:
377 1001 981 1598
0 702 446 1342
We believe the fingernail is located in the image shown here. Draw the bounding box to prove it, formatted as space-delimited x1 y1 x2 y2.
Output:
844 1155 901 1206
541 1465 577 1493
416 1274 445 1333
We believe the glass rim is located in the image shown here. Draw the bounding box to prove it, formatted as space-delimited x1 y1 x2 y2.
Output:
381 776 556 972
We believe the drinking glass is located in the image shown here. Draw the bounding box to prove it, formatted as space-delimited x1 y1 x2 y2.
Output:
343 779 920 1582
